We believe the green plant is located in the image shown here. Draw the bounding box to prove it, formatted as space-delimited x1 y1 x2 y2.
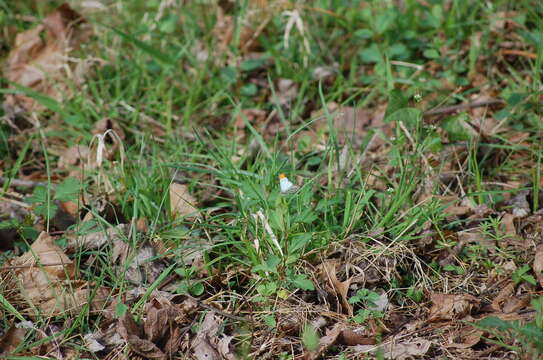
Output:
474 295 543 356
512 265 537 286
348 288 385 324
25 177 81 221
175 266 205 296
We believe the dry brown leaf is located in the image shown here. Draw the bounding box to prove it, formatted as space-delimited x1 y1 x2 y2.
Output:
428 293 479 321
502 295 531 314
217 335 236 360
303 323 343 360
319 261 353 316
0 326 26 356
444 205 472 216
136 217 149 233
446 326 483 349
274 78 299 106
170 183 199 219
355 338 431 359
4 232 109 317
124 245 166 286
501 213 517 237
213 2 273 54
490 281 515 312
59 200 79 217
57 144 91 170
143 297 185 356
235 108 267 129
66 224 127 251
83 332 106 353
119 313 167 360
4 3 91 113
191 312 222 360
533 244 543 287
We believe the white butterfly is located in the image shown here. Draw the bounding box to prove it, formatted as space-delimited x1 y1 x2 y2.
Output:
279 173 299 194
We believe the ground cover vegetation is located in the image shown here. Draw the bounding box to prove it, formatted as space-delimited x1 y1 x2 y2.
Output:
1 0 543 359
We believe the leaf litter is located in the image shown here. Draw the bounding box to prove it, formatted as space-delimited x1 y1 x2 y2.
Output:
2 2 543 359
3 3 92 115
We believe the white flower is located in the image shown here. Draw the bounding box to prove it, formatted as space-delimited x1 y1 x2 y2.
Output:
279 173 299 194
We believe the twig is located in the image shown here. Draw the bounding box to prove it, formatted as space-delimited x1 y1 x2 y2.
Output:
0 177 57 189
191 296 248 322
500 49 538 60
423 98 504 117
1 262 70 270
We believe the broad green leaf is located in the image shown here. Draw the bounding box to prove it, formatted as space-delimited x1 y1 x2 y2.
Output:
115 303 128 318
442 114 472 141
26 186 48 204
288 233 312 253
302 324 319 351
384 89 408 119
385 108 422 128
291 275 314 291
54 177 81 201
476 316 514 331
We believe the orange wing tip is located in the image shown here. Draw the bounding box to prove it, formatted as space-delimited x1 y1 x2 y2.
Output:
279 173 286 179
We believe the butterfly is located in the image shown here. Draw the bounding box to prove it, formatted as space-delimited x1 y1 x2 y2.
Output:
278 173 300 194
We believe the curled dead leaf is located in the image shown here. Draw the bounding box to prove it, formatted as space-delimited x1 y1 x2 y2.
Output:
4 3 92 114
429 293 479 321
318 260 353 316
170 182 199 219
119 313 167 360
191 312 223 360
355 338 431 360
0 326 26 357
446 326 483 349
533 244 543 287
66 223 127 251
3 232 109 317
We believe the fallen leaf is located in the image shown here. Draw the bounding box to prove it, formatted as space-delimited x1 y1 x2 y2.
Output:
170 183 199 219
83 332 105 353
274 78 299 106
510 190 530 218
533 244 543 287
4 3 91 114
502 295 531 314
303 323 342 360
235 108 267 129
124 245 166 286
119 313 167 360
319 260 353 316
428 293 479 321
312 65 337 81
490 281 515 312
501 213 517 237
217 335 236 360
66 224 127 251
3 231 109 317
355 338 431 359
57 145 91 170
191 312 222 360
143 297 185 356
446 326 483 349
0 326 26 356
